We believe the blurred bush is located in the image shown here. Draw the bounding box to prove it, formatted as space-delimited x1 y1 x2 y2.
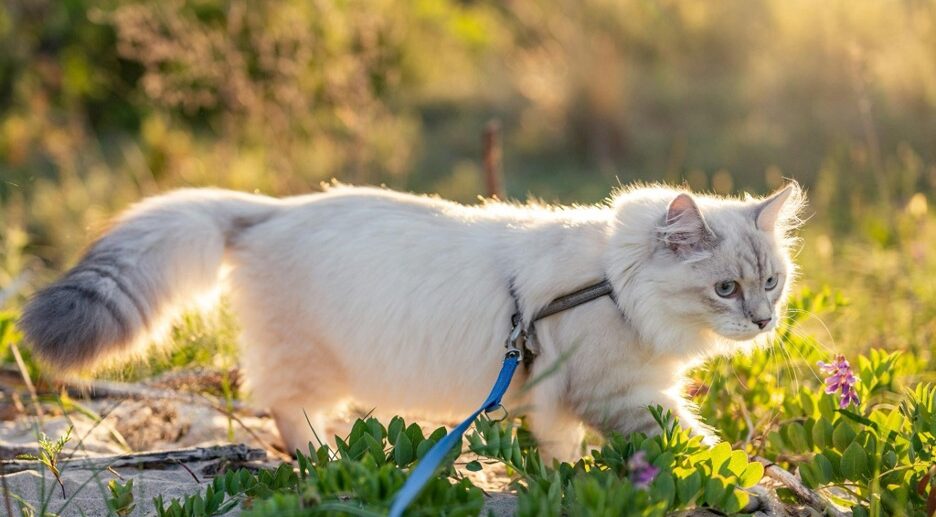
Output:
2 0 936 272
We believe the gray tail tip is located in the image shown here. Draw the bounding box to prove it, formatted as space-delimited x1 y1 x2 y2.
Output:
18 283 132 373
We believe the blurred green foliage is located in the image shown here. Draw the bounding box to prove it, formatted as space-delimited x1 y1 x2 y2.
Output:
0 0 935 395
3 0 936 273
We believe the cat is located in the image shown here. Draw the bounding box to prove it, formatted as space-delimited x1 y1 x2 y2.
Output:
19 182 803 461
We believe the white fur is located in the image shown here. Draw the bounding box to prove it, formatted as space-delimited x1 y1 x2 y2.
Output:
31 183 803 460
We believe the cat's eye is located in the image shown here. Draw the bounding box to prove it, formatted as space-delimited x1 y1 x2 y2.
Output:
765 275 779 291
715 280 739 298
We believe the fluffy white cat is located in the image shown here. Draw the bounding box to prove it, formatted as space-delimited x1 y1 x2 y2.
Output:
20 182 803 461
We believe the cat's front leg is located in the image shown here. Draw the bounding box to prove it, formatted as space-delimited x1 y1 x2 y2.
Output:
587 387 719 446
526 377 585 464
655 389 720 445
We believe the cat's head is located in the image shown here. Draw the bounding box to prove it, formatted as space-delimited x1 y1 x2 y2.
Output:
609 182 804 355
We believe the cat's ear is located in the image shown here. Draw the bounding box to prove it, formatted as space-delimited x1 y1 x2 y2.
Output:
661 193 715 255
755 183 803 232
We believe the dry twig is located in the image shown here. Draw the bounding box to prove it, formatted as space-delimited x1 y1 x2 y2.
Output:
755 456 847 517
1 444 266 474
62 378 267 417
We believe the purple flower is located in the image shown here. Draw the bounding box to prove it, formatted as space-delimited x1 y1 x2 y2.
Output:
818 355 860 409
627 451 659 488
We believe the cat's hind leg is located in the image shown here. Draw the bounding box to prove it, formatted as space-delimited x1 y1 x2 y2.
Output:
238 332 350 454
271 401 337 454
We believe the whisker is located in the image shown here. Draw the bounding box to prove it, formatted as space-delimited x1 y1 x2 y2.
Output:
778 332 824 383
785 308 838 351
694 356 723 410
769 343 783 391
774 339 800 393
785 326 834 365
726 356 749 392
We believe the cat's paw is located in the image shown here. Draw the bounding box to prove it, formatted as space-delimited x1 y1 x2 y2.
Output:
539 440 585 465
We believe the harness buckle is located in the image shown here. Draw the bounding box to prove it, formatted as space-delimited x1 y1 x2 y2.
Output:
505 312 525 360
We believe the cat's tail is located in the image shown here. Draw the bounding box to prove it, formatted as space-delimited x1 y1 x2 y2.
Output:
19 188 281 373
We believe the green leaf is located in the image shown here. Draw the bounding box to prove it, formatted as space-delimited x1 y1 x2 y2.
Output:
882 449 897 470
405 423 425 449
465 460 482 472
500 423 514 459
709 442 732 472
511 440 522 467
812 419 833 449
813 453 835 484
800 390 816 417
840 441 868 480
832 421 857 451
739 461 763 488
676 470 702 505
823 449 843 477
787 423 810 453
654 451 675 470
722 489 748 514
347 435 368 460
799 462 818 489
640 439 662 459
363 433 385 464
726 450 748 477
428 427 447 442
350 419 368 443
388 416 405 445
767 431 786 451
485 425 501 457
416 437 435 459
838 409 879 431
652 472 676 507
818 393 837 420
394 432 414 466
703 477 725 504
366 418 385 442
467 432 484 455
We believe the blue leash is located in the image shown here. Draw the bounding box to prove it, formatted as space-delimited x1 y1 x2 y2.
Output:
388 280 614 516
388 351 520 517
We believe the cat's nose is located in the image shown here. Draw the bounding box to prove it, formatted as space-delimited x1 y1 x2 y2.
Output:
753 318 772 329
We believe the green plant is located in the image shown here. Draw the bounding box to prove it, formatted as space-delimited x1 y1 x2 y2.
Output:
149 417 481 517
17 426 73 498
106 478 135 516
467 408 762 516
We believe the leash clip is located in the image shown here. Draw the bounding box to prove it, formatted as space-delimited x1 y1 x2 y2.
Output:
505 312 525 361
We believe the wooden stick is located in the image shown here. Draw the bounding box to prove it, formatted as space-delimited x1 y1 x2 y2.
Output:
1 444 267 474
747 485 791 517
0 454 13 517
482 120 504 199
754 456 847 517
9 342 43 420
63 378 268 418
195 393 291 461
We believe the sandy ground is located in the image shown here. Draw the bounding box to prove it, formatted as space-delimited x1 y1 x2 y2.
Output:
0 394 516 516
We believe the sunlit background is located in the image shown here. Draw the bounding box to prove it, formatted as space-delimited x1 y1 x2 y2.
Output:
1 0 934 368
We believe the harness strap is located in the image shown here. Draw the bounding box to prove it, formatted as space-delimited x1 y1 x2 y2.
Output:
513 279 614 364
388 279 614 516
532 280 613 321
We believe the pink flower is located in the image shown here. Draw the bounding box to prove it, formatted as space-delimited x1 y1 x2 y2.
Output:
818 355 860 409
628 451 659 488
